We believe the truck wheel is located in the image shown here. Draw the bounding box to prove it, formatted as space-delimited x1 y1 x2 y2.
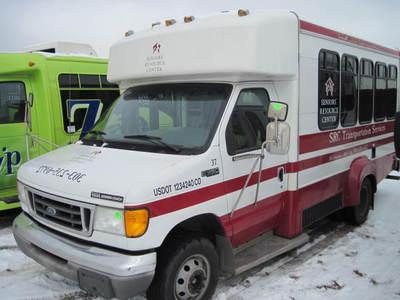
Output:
147 235 219 300
395 112 400 158
345 179 373 226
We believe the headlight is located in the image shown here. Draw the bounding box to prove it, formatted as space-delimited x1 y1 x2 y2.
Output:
93 206 125 235
94 207 150 238
124 209 149 238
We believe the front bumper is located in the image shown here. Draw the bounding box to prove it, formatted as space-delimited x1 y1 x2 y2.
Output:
13 213 156 299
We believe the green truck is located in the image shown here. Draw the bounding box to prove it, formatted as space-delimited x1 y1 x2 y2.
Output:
0 43 119 211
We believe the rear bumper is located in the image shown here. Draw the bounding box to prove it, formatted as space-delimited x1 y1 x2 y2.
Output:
13 212 156 299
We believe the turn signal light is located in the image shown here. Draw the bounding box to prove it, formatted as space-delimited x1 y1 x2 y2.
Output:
238 9 250 17
184 16 195 23
124 209 149 237
165 19 176 26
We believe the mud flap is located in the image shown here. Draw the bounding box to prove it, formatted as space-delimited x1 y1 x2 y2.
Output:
78 268 114 298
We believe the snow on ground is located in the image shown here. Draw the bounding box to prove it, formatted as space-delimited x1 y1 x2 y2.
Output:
0 175 399 300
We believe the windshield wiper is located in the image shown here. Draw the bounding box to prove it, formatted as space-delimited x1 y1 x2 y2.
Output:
123 134 181 153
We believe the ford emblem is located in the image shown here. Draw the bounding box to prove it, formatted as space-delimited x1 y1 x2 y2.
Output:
46 206 57 216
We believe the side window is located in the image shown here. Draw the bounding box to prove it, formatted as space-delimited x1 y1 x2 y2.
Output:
340 55 358 127
374 63 387 121
387 65 397 119
226 88 269 155
318 50 340 130
359 59 374 124
0 82 26 124
58 74 120 134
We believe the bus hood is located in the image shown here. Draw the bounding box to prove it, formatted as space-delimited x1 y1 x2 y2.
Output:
17 143 195 207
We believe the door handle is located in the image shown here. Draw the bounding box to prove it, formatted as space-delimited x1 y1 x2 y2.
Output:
278 167 284 182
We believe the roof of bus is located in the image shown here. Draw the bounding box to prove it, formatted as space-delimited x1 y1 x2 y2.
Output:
299 20 400 58
0 52 108 76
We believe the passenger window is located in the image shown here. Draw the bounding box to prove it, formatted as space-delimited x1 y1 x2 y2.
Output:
80 75 101 88
387 65 397 119
318 50 340 130
374 63 387 121
226 88 269 155
100 75 119 88
58 74 79 88
359 59 374 124
341 55 358 127
0 82 26 124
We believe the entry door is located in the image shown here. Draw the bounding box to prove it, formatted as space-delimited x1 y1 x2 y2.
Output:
0 79 33 200
219 83 289 247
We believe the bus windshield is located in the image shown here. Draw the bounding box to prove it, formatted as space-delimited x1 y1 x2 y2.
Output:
83 83 232 154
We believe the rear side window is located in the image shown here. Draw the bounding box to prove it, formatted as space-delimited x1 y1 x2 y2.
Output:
0 82 26 124
374 63 387 121
226 88 269 155
359 59 374 124
340 55 358 127
318 50 340 130
387 65 397 119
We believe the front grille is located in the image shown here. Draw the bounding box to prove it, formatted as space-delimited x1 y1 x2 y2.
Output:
27 187 94 236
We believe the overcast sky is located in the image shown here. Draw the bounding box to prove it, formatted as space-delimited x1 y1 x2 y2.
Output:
0 0 399 57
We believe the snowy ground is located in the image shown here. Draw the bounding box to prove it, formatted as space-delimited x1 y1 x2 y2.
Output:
0 174 399 300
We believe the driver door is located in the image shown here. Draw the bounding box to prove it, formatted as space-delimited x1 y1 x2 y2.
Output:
220 83 289 247
0 79 34 203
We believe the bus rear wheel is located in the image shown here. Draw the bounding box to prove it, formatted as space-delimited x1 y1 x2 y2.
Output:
345 178 373 226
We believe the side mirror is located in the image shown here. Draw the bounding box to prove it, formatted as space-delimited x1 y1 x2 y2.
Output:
267 101 288 121
265 101 290 155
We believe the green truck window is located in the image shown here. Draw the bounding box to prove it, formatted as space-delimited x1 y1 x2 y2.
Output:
58 74 119 134
0 82 26 124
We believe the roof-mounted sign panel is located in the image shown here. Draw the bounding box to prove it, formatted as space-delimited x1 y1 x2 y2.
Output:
108 10 299 85
25 42 97 57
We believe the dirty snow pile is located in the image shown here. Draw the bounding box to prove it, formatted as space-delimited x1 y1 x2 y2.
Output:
0 176 398 300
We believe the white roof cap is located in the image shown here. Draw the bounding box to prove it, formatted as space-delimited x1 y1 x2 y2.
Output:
25 42 97 56
108 10 299 86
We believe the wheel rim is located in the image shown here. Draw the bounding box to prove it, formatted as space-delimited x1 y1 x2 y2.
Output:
174 254 211 300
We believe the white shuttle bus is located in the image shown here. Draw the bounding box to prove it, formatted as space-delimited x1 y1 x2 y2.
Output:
13 10 400 300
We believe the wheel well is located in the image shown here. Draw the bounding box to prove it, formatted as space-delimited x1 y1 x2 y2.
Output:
159 214 235 275
162 214 226 246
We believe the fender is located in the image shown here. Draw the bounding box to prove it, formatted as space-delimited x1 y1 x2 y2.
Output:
343 156 376 207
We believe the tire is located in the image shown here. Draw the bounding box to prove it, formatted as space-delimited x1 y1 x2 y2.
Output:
345 179 373 226
395 112 400 158
147 235 219 300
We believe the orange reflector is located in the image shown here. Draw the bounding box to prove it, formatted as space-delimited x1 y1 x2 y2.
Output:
165 19 176 26
184 16 195 23
124 30 134 37
28 61 35 67
124 209 149 237
238 9 250 17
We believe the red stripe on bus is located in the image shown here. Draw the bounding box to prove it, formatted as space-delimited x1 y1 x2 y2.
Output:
299 121 394 154
126 139 394 218
300 20 400 57
292 136 394 172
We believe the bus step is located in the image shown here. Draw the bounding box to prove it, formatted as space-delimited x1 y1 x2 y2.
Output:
234 233 309 275
386 175 400 180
